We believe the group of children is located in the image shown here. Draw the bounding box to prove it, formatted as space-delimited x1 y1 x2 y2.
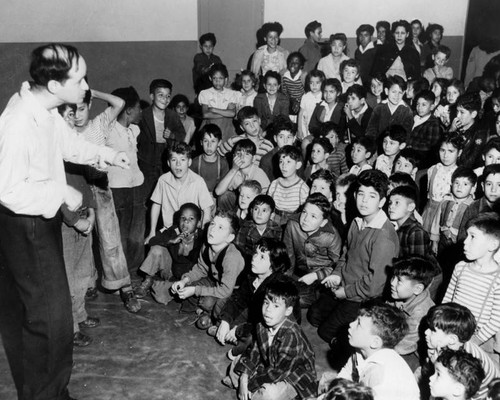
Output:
55 15 500 400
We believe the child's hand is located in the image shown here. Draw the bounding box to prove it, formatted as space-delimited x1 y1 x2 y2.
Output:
238 374 250 400
232 154 245 171
109 152 130 170
344 103 353 119
298 272 318 286
431 241 439 255
177 285 195 299
321 275 341 289
168 232 187 245
74 218 91 234
216 320 231 345
333 286 346 299
450 117 461 132
225 327 238 344
171 278 188 294
144 232 155 245
163 127 172 139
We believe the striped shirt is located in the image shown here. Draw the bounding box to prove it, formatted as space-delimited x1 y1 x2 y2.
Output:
267 177 309 213
281 71 305 115
443 261 500 344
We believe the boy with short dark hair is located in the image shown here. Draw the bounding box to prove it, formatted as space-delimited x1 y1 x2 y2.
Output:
375 125 407 177
284 193 342 307
343 84 373 141
337 302 420 400
393 148 421 180
299 20 323 74
304 136 334 180
349 136 375 175
146 142 214 243
354 24 376 85
234 277 317 400
423 44 454 85
388 185 431 257
430 349 485 400
308 170 399 346
408 89 443 168
425 303 500 400
387 257 435 369
171 210 244 328
193 32 223 94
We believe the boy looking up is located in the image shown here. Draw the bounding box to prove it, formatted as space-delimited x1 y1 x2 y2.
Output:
387 257 436 370
234 277 317 400
145 142 214 243
267 145 309 226
388 185 431 257
393 148 421 180
299 20 323 74
349 136 375 176
337 302 420 400
304 137 334 180
375 125 407 177
308 170 399 347
425 303 499 400
138 78 186 199
430 349 484 400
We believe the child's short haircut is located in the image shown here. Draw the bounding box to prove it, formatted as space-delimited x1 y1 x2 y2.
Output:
304 193 331 219
262 21 284 36
452 167 477 186
340 59 360 75
240 179 262 195
111 86 140 112
268 115 297 137
149 79 172 94
456 92 482 113
389 184 418 206
169 142 192 159
310 169 336 194
408 77 430 95
329 33 347 47
356 24 375 37
320 121 340 139
175 202 202 225
199 32 216 46
483 138 500 156
427 303 476 342
308 69 326 83
214 209 240 236
255 237 290 274
358 301 408 348
394 148 421 169
466 212 500 243
57 103 76 116
440 132 465 151
337 173 357 188
385 75 407 92
414 89 436 105
434 44 451 59
322 78 342 94
278 145 303 163
436 349 485 400
209 63 229 78
392 256 436 288
426 23 444 37
389 171 418 189
233 138 257 156
346 84 367 100
312 136 334 155
381 124 407 144
391 20 411 34
264 70 281 85
483 164 500 181
249 194 276 213
325 378 374 400
304 20 322 38
237 106 259 123
169 94 190 110
376 21 391 33
353 136 376 157
199 123 222 142
358 169 390 199
265 275 299 308
287 51 306 67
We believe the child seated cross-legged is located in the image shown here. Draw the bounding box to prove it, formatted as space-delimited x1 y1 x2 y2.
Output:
386 257 436 371
443 212 500 363
349 136 375 176
430 349 485 400
336 302 420 400
234 194 282 266
212 238 293 360
424 303 499 400
304 136 334 181
135 203 204 302
375 125 407 177
232 276 317 400
283 193 342 308
171 210 245 330
307 170 399 350
267 145 309 227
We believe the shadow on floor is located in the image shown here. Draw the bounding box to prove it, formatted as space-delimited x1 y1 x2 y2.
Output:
0 292 332 400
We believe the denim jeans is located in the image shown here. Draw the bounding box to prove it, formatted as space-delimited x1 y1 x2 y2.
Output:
0 206 73 400
91 184 131 290
61 223 93 332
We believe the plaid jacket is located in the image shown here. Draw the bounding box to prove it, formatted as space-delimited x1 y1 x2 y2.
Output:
234 219 283 261
397 214 431 257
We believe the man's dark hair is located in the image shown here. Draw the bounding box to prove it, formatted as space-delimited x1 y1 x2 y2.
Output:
304 20 322 38
149 79 172 94
199 32 217 46
357 169 390 199
30 43 81 86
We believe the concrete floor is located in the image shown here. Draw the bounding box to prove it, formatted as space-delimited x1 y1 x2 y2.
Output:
0 292 332 400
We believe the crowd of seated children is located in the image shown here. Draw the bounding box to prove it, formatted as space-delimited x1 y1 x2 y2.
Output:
57 14 500 400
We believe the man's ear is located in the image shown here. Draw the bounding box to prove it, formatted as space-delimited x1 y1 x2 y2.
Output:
47 80 60 95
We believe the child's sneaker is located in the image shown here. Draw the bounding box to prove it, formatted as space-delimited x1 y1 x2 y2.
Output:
134 276 154 299
196 312 212 330
207 325 218 337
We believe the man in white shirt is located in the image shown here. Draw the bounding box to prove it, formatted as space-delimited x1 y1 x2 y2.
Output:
0 44 129 400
